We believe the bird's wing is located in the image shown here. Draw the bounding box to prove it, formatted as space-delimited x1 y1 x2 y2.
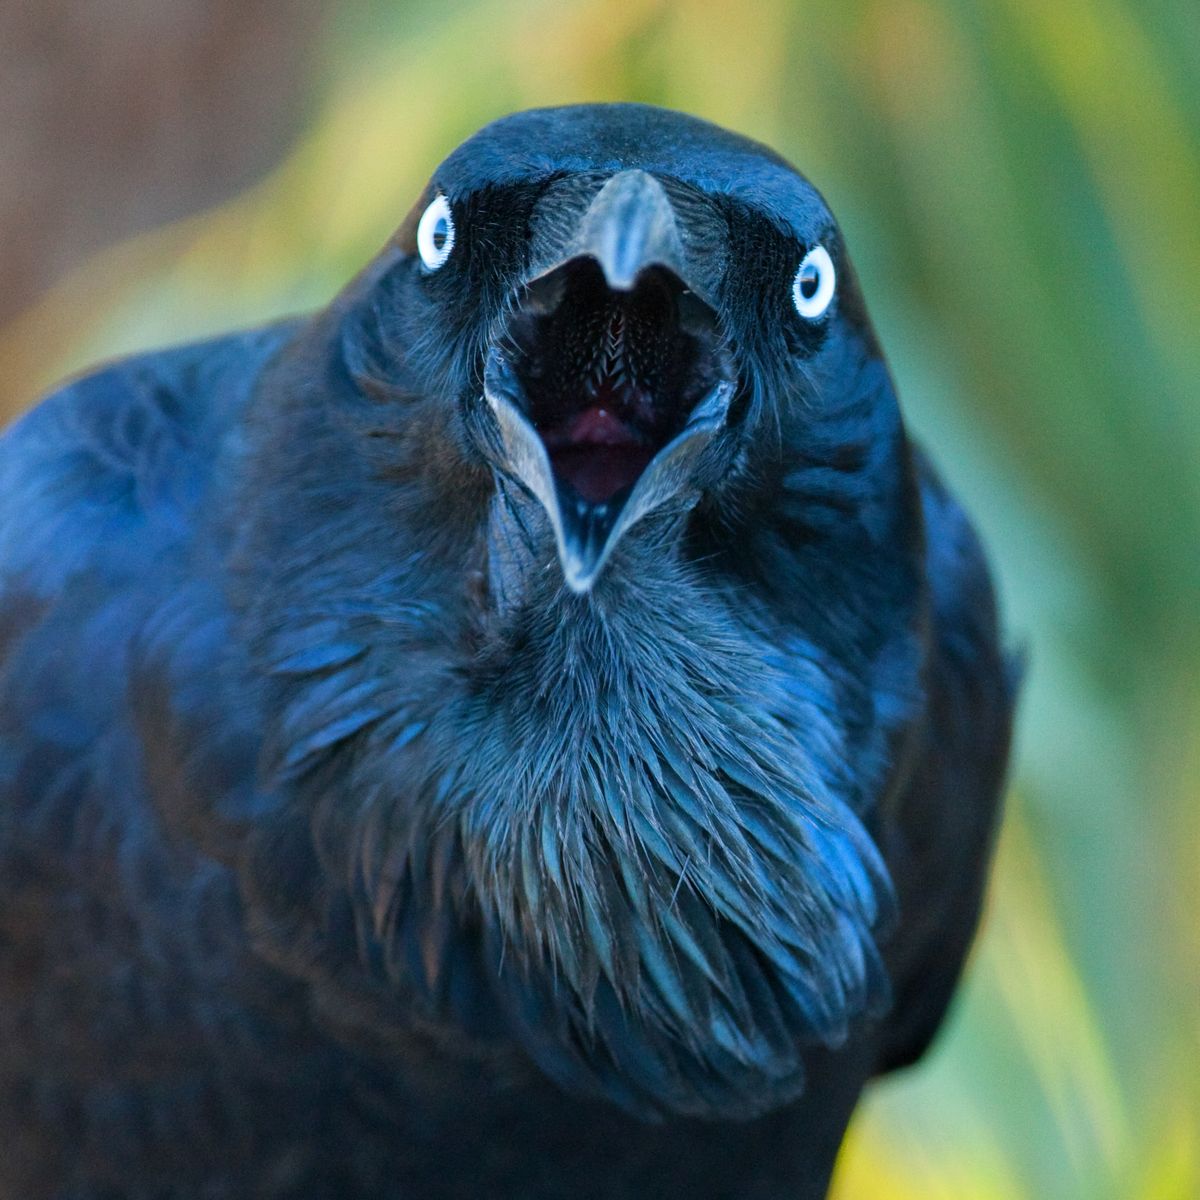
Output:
0 331 288 794
875 446 1020 1074
0 332 295 1150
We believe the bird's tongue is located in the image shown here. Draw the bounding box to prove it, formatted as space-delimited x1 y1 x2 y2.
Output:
544 404 655 504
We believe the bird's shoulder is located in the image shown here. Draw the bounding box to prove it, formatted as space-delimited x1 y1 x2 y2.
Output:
916 448 1012 680
0 325 293 594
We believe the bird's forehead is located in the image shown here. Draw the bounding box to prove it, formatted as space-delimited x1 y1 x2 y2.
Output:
434 104 831 235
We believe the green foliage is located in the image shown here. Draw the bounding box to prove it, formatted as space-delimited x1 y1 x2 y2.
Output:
5 1 1196 1193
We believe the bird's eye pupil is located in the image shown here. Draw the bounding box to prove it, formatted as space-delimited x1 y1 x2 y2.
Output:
798 265 819 300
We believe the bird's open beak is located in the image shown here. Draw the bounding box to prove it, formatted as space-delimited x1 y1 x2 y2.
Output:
481 170 734 592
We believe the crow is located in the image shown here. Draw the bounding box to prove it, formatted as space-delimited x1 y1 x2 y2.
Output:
0 104 1016 1199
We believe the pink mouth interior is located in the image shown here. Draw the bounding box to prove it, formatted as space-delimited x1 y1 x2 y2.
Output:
516 261 716 506
541 403 655 503
534 309 665 503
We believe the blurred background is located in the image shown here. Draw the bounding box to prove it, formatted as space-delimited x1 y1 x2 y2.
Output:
2 0 1196 1195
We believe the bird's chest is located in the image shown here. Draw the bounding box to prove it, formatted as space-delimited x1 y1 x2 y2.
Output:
313 1025 867 1200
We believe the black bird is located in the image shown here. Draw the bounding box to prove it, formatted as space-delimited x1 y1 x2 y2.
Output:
0 104 1016 1199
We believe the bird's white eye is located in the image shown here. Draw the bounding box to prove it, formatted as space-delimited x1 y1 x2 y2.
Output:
416 193 455 270
792 245 835 320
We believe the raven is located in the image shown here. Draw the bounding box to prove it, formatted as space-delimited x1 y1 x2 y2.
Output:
0 104 1016 1199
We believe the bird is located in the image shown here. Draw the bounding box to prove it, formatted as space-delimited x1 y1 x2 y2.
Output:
0 103 1017 1199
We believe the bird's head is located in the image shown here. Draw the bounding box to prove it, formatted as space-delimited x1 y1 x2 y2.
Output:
343 103 886 596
